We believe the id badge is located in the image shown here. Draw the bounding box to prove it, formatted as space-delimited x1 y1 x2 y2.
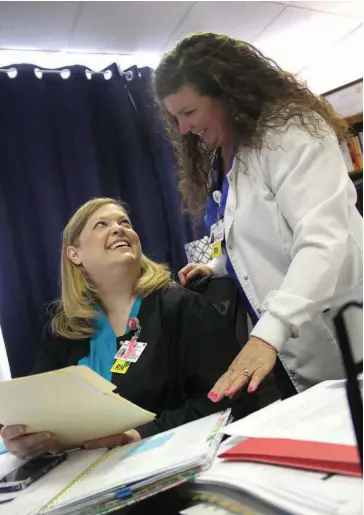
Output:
210 219 224 244
211 241 222 258
110 360 130 374
114 341 147 364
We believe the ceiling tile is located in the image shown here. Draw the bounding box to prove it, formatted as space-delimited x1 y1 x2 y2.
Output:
165 1 286 51
254 5 361 73
0 1 81 51
299 23 363 94
69 1 194 53
273 1 363 19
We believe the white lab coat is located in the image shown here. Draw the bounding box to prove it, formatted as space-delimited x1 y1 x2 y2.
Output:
209 118 363 391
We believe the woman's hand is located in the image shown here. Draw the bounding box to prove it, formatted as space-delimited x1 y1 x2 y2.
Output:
1 425 56 460
1 425 141 457
178 263 214 286
83 429 141 450
208 337 278 401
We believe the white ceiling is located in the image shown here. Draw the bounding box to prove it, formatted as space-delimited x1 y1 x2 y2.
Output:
0 1 362 94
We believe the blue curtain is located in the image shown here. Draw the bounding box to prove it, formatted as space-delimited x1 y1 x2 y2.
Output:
0 62 191 377
124 66 201 261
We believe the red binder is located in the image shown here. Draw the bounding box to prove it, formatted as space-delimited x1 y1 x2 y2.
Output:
219 438 362 477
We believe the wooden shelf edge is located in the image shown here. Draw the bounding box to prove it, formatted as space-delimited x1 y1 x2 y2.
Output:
349 169 363 178
345 113 363 125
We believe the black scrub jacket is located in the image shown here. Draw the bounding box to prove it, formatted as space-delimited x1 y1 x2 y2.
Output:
33 287 257 438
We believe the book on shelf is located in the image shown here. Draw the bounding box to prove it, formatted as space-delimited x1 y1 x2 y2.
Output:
340 134 363 173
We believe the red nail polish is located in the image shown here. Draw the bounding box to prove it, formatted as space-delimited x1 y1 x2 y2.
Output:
224 388 231 394
208 392 218 401
248 385 254 393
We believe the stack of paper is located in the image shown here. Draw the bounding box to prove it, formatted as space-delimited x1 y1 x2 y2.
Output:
192 380 363 515
0 366 155 449
222 380 358 445
195 456 363 515
219 379 361 476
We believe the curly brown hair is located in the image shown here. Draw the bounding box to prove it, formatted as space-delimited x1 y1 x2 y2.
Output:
152 32 348 213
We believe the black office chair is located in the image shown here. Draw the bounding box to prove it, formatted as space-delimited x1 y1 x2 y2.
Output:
186 275 297 404
186 275 243 337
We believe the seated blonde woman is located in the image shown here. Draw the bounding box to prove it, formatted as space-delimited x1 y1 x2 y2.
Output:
2 198 255 460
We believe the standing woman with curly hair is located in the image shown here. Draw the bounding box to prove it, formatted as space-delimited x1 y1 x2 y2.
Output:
153 32 363 400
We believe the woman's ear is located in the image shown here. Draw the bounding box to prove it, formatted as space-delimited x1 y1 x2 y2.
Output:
66 246 82 266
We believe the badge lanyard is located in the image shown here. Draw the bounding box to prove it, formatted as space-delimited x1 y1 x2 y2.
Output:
210 149 235 258
110 317 147 374
123 318 142 360
110 298 146 375
210 191 224 258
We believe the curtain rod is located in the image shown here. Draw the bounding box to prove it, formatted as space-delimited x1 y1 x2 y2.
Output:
0 67 133 81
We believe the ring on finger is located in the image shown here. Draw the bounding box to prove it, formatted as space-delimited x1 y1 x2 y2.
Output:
242 368 250 378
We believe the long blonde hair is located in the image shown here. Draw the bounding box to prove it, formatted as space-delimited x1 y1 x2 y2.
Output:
51 198 173 339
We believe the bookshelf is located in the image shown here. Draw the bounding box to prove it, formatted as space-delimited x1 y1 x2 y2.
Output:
343 111 363 176
345 113 363 126
323 79 363 215
323 79 363 176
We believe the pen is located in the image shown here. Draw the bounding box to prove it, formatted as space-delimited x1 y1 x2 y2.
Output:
47 446 84 457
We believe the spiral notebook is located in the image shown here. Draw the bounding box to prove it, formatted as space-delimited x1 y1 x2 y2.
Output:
9 410 231 515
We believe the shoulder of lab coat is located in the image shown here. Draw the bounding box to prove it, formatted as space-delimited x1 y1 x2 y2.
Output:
249 116 359 351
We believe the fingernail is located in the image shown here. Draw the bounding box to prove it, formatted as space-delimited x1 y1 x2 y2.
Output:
248 385 255 393
224 388 232 394
208 392 218 402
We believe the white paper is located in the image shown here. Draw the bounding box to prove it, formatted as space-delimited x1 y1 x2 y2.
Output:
0 449 105 515
196 381 363 515
222 380 358 445
196 460 363 515
47 411 229 512
181 505 231 515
